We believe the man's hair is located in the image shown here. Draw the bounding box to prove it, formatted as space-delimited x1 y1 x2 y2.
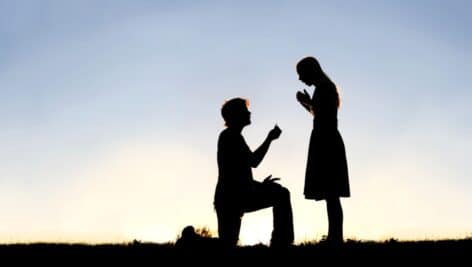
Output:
221 97 249 126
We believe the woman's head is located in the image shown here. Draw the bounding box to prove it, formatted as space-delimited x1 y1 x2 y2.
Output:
221 97 251 127
296 56 341 108
296 56 324 86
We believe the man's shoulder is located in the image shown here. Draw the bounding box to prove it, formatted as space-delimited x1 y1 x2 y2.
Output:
219 128 240 139
218 128 244 148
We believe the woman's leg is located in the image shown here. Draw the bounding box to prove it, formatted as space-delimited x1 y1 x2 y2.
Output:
326 197 343 243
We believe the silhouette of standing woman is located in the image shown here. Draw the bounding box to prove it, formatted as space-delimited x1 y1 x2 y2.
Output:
296 56 350 244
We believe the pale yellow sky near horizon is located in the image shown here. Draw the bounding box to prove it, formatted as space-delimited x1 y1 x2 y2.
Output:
0 139 469 245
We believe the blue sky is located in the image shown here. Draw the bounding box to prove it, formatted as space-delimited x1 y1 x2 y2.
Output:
0 0 470 244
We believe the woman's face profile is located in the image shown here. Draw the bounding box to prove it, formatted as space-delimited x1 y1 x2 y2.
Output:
297 69 314 86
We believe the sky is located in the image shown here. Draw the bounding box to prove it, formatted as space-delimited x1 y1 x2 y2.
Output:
0 0 470 245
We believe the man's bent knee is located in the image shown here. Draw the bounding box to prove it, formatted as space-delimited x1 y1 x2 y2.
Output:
278 186 290 200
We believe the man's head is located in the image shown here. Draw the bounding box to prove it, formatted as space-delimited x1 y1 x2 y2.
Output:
221 97 251 128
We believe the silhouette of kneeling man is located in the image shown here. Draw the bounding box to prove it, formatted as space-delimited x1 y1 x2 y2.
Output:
214 97 294 248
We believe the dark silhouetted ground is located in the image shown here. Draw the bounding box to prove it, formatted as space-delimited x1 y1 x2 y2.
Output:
0 238 470 264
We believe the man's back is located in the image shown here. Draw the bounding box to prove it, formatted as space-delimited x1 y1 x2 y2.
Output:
215 128 253 210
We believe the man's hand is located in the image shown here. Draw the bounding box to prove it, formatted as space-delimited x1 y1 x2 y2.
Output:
268 124 282 141
263 174 281 184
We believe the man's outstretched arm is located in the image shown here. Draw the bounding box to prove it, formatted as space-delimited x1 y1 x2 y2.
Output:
250 125 281 167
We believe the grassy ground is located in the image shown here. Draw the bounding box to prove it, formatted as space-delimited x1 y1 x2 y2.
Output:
0 238 470 264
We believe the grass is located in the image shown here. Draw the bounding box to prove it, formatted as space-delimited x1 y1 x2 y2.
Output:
0 237 470 264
